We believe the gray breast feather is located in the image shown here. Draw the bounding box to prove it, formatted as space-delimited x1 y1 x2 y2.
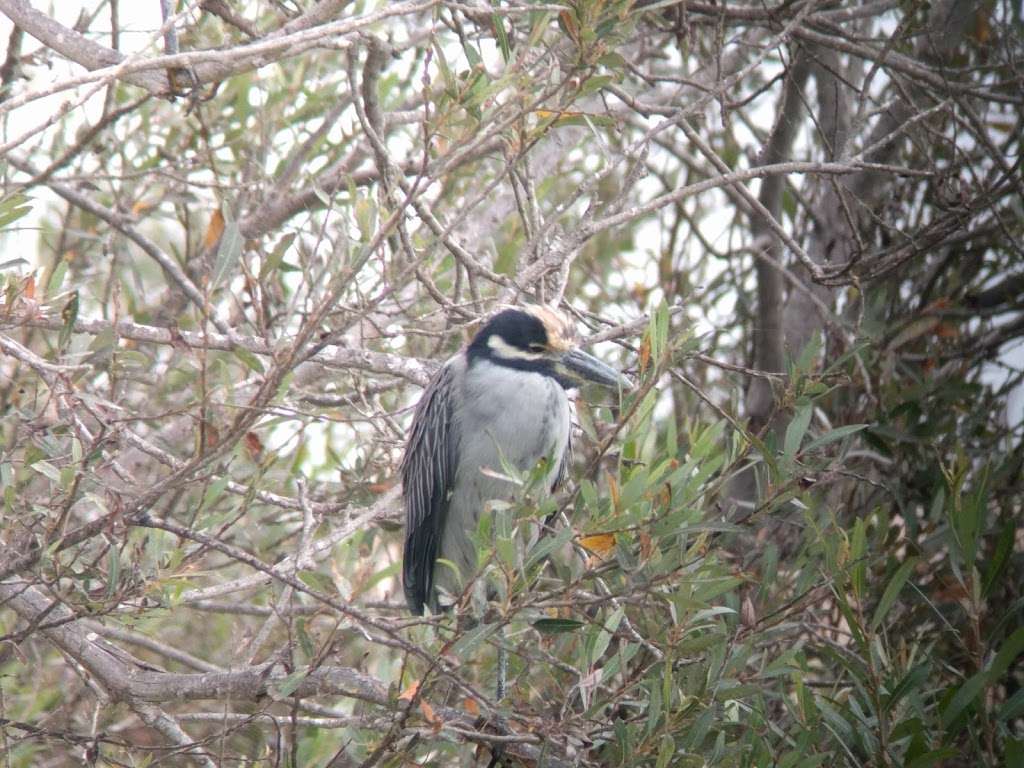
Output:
401 357 571 614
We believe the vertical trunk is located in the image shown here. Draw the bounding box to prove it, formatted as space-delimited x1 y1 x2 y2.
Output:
733 0 981 514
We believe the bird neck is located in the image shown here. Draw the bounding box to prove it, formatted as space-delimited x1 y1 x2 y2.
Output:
466 348 575 390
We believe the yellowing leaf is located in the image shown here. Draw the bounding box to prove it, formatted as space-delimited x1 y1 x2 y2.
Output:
580 533 616 559
203 208 225 252
607 472 620 511
131 199 157 216
971 8 991 44
638 331 651 374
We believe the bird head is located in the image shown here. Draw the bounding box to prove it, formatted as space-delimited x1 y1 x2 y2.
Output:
467 306 631 390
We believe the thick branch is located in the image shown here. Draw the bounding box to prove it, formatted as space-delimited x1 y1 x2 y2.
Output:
0 0 436 101
0 309 433 385
0 579 573 767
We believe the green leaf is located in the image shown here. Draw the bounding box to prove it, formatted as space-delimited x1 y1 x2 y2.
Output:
271 670 307 699
941 670 987 729
233 347 265 374
783 403 813 463
462 40 482 67
200 476 230 511
655 732 674 768
432 40 455 93
297 570 336 595
999 688 1024 722
59 291 79 351
956 463 989 564
987 627 1024 682
794 331 822 372
983 519 1015 597
354 196 377 242
578 74 616 97
32 461 61 483
850 518 866 599
212 220 243 288
885 662 930 712
803 424 868 454
0 193 32 230
871 557 918 631
260 232 296 280
491 8 510 62
450 621 499 655
1005 738 1024 768
296 618 315 659
525 525 572 571
646 673 662 734
105 545 121 599
589 607 623 665
47 258 68 297
905 748 958 768
655 298 670 363
533 618 584 634
597 52 627 69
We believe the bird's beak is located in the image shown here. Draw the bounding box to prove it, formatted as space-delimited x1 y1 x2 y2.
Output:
557 348 633 390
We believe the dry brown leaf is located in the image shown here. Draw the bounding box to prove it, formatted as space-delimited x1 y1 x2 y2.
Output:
419 699 442 731
398 681 420 701
638 531 654 561
559 10 578 42
741 596 757 629
367 479 396 494
244 432 263 460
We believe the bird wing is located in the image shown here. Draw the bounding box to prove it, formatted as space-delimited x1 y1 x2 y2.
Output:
401 360 460 614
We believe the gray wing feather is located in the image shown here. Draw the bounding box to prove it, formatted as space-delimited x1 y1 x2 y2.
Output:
401 362 460 614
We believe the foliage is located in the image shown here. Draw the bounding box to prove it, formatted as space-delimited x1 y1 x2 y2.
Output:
0 0 1021 766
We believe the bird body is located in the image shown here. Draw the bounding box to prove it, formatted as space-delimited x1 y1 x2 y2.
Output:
402 306 628 615
439 354 571 596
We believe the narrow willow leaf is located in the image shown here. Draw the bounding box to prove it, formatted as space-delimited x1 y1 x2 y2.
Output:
940 671 987 729
803 424 868 454
986 627 1024 682
212 220 243 288
533 618 584 634
783 403 813 463
871 557 918 631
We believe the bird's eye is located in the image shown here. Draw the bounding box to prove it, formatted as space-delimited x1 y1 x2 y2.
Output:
528 343 546 353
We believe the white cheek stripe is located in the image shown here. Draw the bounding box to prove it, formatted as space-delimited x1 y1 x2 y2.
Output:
487 335 543 361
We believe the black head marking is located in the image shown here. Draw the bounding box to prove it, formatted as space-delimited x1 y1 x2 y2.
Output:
468 309 549 357
466 309 578 389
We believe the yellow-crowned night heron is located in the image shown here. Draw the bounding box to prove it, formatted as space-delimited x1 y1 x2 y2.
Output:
402 306 629 615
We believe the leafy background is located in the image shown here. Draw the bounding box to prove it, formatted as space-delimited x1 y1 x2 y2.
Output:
0 0 1021 766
